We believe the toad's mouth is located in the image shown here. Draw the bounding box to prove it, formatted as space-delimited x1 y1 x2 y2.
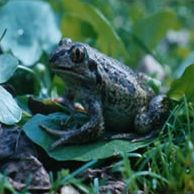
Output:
52 66 73 72
52 66 86 80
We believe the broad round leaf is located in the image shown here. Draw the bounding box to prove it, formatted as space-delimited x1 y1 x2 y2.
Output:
0 86 22 125
0 54 19 83
0 0 61 65
23 113 153 161
168 64 194 103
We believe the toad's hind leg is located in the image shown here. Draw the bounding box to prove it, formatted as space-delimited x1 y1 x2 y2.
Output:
41 100 104 150
134 95 170 134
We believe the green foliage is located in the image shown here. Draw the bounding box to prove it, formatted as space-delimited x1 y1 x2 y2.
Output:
0 54 18 83
60 0 128 60
0 85 22 124
130 10 179 60
168 64 194 103
0 0 61 65
135 99 194 193
0 53 22 125
0 0 8 7
0 174 15 193
174 51 194 77
132 10 178 49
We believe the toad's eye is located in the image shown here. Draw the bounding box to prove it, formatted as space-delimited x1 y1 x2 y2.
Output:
70 45 86 63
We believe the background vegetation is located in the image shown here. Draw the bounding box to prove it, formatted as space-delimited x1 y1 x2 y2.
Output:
0 0 194 193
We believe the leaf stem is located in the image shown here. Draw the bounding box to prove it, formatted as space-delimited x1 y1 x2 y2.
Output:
0 29 7 42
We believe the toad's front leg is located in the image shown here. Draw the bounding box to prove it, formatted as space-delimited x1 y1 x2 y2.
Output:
41 99 104 150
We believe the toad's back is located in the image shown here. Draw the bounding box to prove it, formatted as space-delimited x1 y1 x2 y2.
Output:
85 45 153 130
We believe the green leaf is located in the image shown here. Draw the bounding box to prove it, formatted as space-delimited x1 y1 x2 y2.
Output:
0 54 19 83
168 64 194 103
0 0 9 7
132 10 178 50
174 51 194 78
0 86 22 125
0 0 61 65
23 114 153 161
0 173 15 193
61 0 128 60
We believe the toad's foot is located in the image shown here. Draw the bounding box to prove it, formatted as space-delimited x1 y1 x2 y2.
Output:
40 99 104 150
